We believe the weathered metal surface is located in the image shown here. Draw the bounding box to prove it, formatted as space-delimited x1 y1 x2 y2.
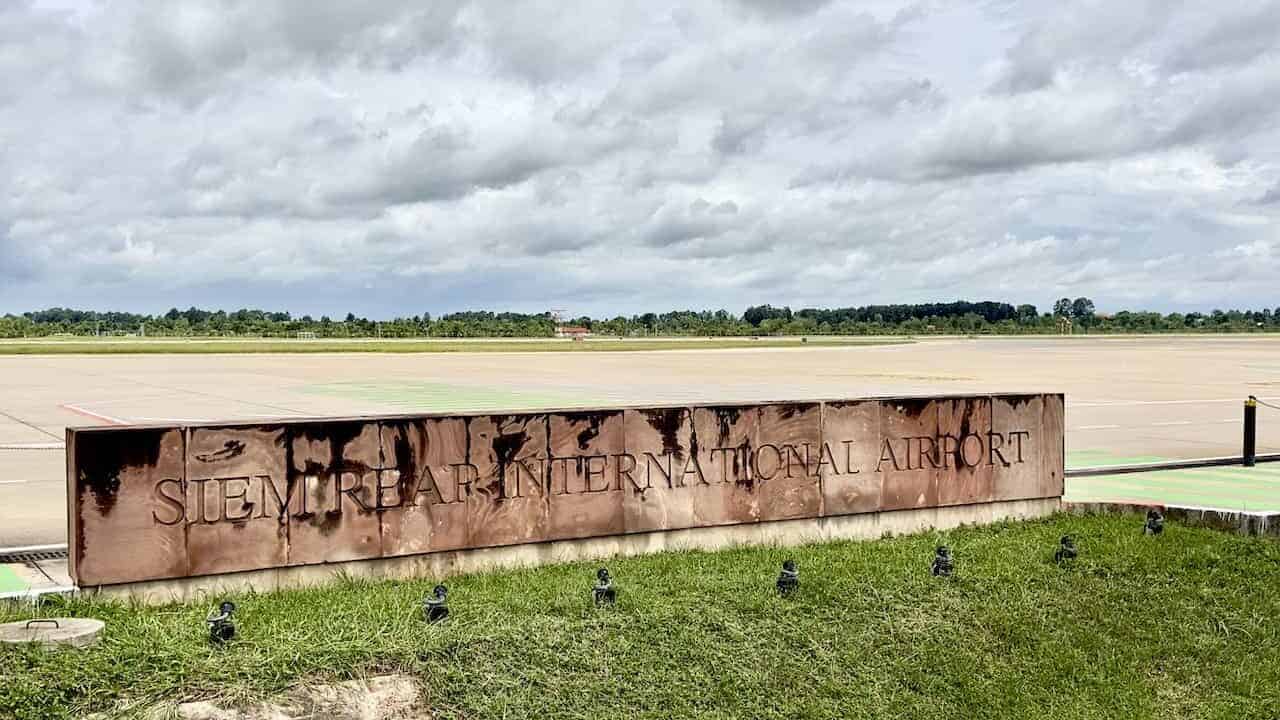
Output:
67 394 1065 586
1040 394 1066 498
936 397 994 507
70 427 188 585
819 400 882 516
546 411 625 541
378 418 471 558
620 407 697 533
991 395 1044 502
184 426 289 576
755 403 823 522
878 398 940 511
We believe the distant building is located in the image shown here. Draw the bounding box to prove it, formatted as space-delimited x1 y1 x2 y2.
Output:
555 325 591 339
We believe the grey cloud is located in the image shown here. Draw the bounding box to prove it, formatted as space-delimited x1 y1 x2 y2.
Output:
0 4 79 106
730 0 832 17
712 113 770 156
814 56 1280 183
1165 2 1280 73
465 1 646 86
0 222 40 281
322 112 647 209
821 87 1154 182
1165 60 1280 145
990 0 1177 94
603 4 904 120
1257 183 1280 205
858 78 944 116
914 96 1147 178
86 1 466 102
491 221 601 257
2 0 1279 317
640 199 753 250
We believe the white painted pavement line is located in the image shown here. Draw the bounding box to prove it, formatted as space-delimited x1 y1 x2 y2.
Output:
68 392 190 407
0 543 67 554
130 413 311 423
1073 397 1280 407
1070 418 1242 431
0 585 76 600
0 442 64 450
0 480 27 485
0 408 62 441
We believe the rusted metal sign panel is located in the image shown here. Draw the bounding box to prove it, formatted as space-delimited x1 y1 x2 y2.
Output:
67 394 1064 586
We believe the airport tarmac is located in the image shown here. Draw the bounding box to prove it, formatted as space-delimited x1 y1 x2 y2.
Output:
2 335 1277 545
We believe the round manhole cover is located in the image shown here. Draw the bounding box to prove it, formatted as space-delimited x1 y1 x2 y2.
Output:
0 618 105 649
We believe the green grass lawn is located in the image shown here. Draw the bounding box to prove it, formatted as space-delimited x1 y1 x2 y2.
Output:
4 513 1279 719
0 337 907 355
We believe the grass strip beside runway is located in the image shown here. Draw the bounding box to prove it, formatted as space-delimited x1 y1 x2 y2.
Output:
3 513 1279 718
0 338 909 355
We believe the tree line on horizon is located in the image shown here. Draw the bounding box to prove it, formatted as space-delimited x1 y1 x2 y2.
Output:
2 299 1279 339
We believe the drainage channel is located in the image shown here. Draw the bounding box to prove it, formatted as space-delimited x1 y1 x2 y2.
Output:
0 544 68 565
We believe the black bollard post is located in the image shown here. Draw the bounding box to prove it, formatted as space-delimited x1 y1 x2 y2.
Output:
1244 396 1257 468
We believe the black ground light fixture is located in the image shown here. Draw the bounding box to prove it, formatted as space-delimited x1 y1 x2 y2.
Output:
206 601 236 644
424 585 449 623
931 546 954 577
776 559 799 596
1055 535 1078 564
1144 510 1164 535
593 568 617 606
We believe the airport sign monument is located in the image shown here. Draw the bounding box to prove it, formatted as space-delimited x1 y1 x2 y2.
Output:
67 394 1064 589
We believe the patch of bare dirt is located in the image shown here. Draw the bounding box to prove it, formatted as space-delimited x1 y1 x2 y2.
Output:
168 675 429 720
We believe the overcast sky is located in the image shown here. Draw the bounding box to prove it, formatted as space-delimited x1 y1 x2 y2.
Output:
2 1 1278 318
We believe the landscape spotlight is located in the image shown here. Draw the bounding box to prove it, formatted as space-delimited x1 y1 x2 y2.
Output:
931 546 954 577
1055 535 1078 564
424 585 449 624
206 601 236 644
1144 510 1164 536
776 559 799 596
593 568 616 606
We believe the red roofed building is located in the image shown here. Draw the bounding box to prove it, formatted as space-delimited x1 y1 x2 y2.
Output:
555 325 591 339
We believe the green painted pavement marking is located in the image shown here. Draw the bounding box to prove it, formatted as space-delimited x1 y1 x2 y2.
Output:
1064 481 1273 510
1240 463 1280 476
1066 467 1280 510
1067 481 1264 506
297 381 590 412
1070 475 1274 500
0 565 28 593
1102 468 1280 496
